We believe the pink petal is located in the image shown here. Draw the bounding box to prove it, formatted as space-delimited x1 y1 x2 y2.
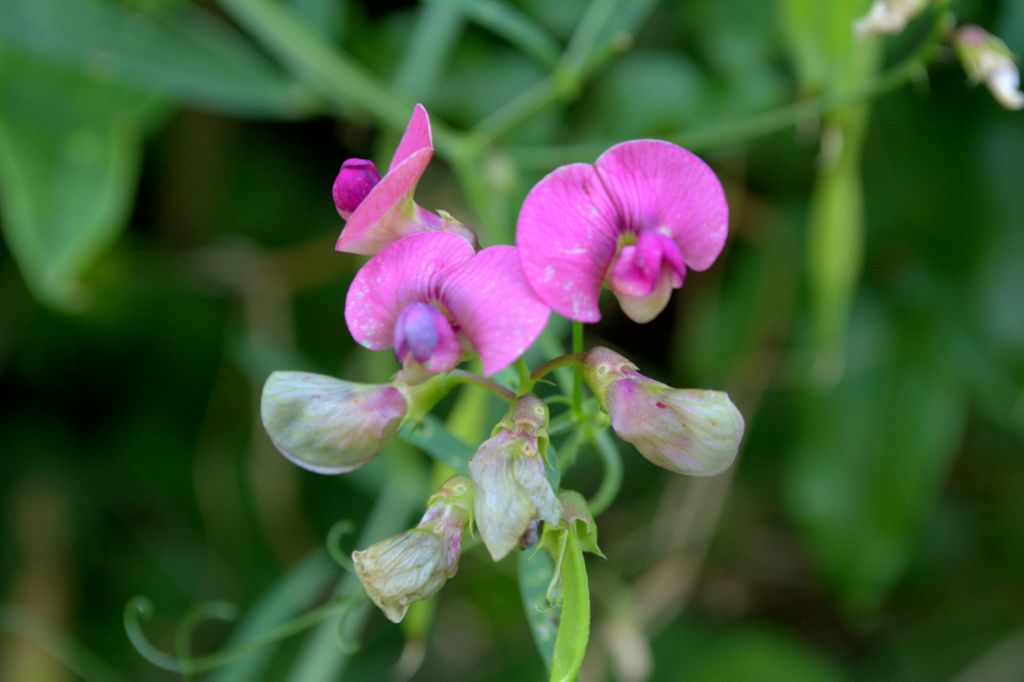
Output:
441 246 551 376
390 103 433 170
335 148 435 256
346 232 475 351
515 163 620 322
595 140 728 271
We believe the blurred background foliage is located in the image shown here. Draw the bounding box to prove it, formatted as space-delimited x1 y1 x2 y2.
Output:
1 0 1022 680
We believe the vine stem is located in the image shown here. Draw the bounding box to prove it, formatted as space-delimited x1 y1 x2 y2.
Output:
530 352 585 384
571 321 585 420
589 429 624 516
124 593 364 675
510 4 955 168
448 369 516 402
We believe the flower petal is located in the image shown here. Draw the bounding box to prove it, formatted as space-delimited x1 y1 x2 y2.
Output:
595 140 728 271
346 232 475 351
335 148 436 255
441 245 550 376
261 372 406 474
516 163 620 322
390 103 433 170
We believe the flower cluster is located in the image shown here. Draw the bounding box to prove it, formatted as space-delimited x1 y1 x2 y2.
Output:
260 105 744 622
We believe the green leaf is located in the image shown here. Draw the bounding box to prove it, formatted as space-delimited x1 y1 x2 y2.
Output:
549 531 590 682
518 549 559 671
779 0 875 94
0 0 303 117
0 49 160 309
785 313 966 615
399 415 474 475
430 0 561 68
208 552 338 682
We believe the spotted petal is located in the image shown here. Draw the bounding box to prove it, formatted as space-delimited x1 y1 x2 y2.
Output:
594 140 728 272
516 163 620 322
346 232 474 351
441 246 550 376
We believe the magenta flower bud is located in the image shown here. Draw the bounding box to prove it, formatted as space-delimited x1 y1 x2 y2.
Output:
260 372 406 474
469 396 562 561
393 302 463 382
583 347 744 476
354 475 473 623
332 158 381 220
335 104 479 255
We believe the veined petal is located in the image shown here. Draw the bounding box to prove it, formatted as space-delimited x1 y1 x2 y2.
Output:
595 140 728 272
335 148 435 256
346 232 475 351
261 372 406 474
441 246 550 376
516 163 620 322
390 103 433 169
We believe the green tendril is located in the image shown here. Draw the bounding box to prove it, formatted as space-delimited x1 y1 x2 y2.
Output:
589 430 624 517
125 592 363 674
326 519 358 574
175 600 238 682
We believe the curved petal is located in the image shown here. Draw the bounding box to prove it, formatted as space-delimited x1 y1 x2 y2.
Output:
261 372 406 474
335 148 436 255
441 246 550 376
595 140 728 271
516 163 620 322
390 103 432 169
346 232 475 350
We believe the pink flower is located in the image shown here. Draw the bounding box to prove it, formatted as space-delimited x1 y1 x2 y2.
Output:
334 104 476 255
345 231 550 380
516 140 728 323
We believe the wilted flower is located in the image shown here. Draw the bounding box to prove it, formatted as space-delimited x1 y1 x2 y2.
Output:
346 232 550 381
261 371 407 474
955 25 1024 111
516 140 728 323
334 104 476 255
583 347 744 476
353 475 473 622
853 0 927 37
469 395 562 560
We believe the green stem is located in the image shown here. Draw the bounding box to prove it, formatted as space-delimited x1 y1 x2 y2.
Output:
589 430 623 516
516 358 535 394
531 352 585 383
218 0 466 157
125 593 364 675
448 368 516 401
509 5 954 168
571 322 585 419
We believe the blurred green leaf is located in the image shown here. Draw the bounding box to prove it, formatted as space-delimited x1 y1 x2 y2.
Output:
785 311 966 615
430 0 561 68
779 0 875 93
209 552 338 682
399 415 474 475
0 0 304 117
284 0 347 41
0 50 162 308
681 625 846 682
580 50 706 138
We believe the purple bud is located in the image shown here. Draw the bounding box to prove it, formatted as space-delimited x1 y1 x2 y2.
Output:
393 302 462 381
583 347 744 476
332 158 381 219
